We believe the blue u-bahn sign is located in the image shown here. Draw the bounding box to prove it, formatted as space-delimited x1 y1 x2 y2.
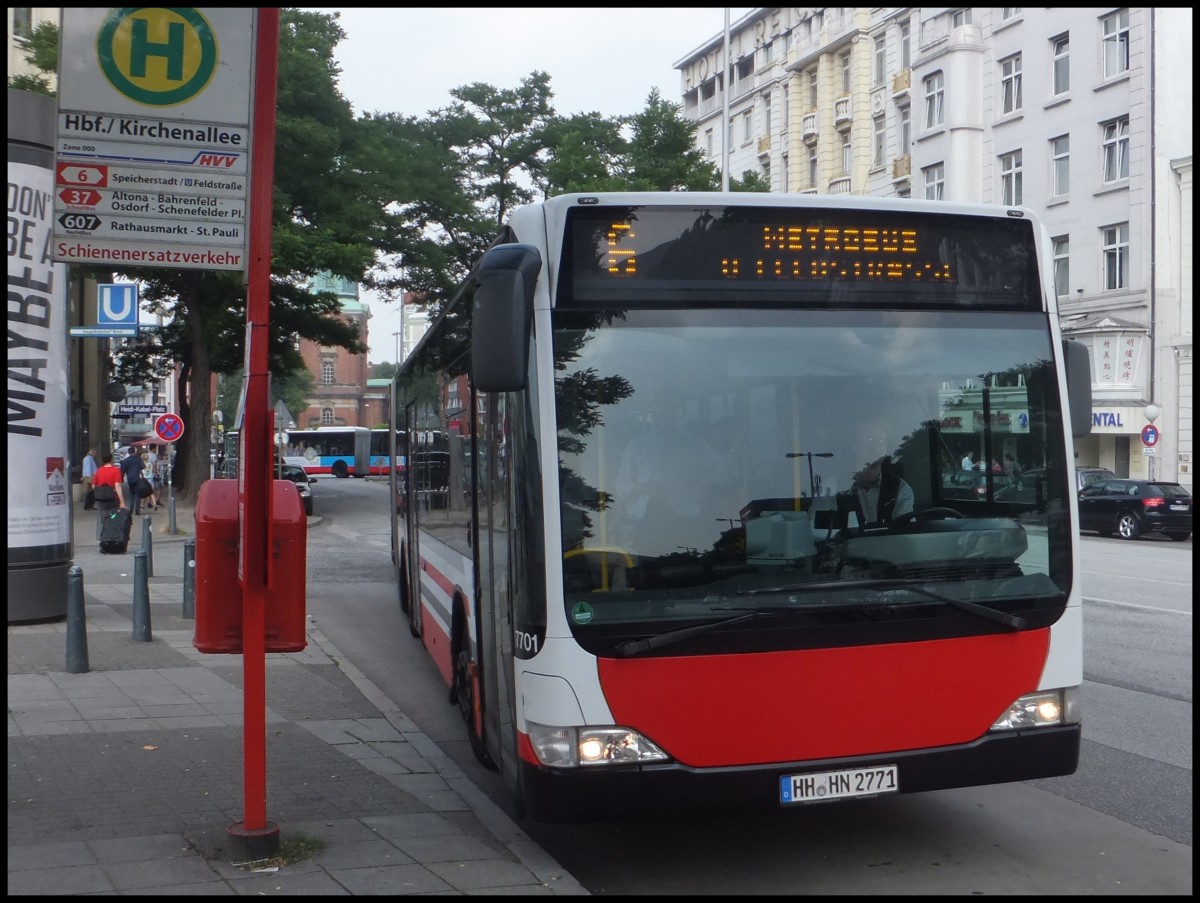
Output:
97 283 138 328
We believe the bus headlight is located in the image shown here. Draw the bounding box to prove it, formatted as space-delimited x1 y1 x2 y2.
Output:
526 722 668 767
990 686 1081 731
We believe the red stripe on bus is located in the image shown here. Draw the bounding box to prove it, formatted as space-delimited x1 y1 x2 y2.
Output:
597 631 1051 767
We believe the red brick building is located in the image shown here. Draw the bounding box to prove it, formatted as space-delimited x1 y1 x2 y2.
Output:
296 274 374 428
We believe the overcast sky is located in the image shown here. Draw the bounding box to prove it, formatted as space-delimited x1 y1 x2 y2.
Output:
314 7 751 361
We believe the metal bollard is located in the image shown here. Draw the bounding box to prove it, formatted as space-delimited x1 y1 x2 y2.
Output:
132 549 152 642
141 515 154 577
66 565 90 673
182 539 196 619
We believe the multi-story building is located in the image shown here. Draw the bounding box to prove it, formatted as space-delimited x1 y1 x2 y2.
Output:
675 7 1192 488
296 274 373 428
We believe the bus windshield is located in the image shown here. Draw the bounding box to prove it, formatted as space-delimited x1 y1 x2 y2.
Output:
555 307 1070 646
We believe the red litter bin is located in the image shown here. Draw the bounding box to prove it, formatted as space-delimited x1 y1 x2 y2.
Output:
193 479 307 654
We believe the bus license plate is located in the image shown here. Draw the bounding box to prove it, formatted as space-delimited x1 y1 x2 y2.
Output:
780 765 898 805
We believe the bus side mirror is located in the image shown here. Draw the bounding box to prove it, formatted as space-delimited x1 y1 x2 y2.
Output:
1063 339 1092 439
471 243 541 393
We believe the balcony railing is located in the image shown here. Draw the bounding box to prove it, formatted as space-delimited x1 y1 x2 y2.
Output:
802 112 818 141
892 154 911 180
892 68 911 96
834 97 852 124
757 134 771 155
829 177 852 195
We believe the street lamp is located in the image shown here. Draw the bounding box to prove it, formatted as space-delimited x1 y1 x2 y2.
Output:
785 451 834 499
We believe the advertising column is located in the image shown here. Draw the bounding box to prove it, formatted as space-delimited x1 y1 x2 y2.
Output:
8 89 72 622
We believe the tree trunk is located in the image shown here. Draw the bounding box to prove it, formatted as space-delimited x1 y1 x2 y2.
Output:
174 278 214 502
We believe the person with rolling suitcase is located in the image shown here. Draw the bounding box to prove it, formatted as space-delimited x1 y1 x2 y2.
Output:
93 452 132 553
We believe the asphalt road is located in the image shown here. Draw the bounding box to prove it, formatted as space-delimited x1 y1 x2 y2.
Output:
304 475 1192 895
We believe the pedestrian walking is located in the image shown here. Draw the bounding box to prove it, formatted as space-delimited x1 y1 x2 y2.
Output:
81 447 98 510
120 446 145 515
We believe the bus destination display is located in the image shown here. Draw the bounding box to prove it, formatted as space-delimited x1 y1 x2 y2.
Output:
563 204 1039 308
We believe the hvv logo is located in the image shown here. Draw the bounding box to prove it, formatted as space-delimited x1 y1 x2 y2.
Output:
1093 411 1125 428
97 284 138 328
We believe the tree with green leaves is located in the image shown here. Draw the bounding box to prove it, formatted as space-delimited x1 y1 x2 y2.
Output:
8 21 56 94
14 11 728 500
13 11 423 498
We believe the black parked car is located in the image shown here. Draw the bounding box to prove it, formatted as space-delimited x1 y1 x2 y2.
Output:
941 468 1011 502
1077 479 1192 541
1075 465 1116 491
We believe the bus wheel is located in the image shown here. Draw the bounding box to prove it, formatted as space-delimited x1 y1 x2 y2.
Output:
453 636 496 769
398 554 410 615
331 460 349 478
400 557 421 639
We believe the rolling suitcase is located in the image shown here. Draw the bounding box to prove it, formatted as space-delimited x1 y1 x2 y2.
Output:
99 508 132 554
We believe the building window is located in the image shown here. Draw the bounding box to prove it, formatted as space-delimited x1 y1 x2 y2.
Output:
321 361 334 385
1102 117 1130 183
1102 10 1130 79
1000 54 1022 115
808 147 818 188
923 163 945 200
1102 223 1129 290
873 35 887 86
1000 150 1023 205
321 407 334 425
705 128 713 157
841 52 851 94
873 115 886 168
782 84 789 130
12 8 32 39
1051 34 1070 95
900 104 911 150
763 92 773 136
1051 135 1070 197
951 9 972 28
742 110 752 143
808 69 818 109
1052 236 1070 298
842 134 852 175
781 154 789 192
1001 8 1021 20
899 19 911 70
924 72 944 129
762 40 773 65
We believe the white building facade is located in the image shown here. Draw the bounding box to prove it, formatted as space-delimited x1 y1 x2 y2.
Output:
675 7 1192 488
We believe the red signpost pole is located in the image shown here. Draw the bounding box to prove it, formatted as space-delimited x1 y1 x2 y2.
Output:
229 6 280 860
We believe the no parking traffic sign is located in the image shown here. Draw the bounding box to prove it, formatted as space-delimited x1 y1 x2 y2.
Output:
154 413 185 443
1140 424 1160 447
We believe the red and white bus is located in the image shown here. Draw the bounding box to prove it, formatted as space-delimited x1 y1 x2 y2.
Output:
282 426 370 478
389 192 1092 822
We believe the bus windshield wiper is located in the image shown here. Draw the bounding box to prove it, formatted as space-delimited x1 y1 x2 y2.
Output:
614 611 787 658
739 579 1028 630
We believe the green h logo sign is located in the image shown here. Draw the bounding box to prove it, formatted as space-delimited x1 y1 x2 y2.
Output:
97 8 218 107
129 17 186 81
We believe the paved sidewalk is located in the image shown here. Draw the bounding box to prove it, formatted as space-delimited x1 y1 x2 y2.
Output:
7 495 587 895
